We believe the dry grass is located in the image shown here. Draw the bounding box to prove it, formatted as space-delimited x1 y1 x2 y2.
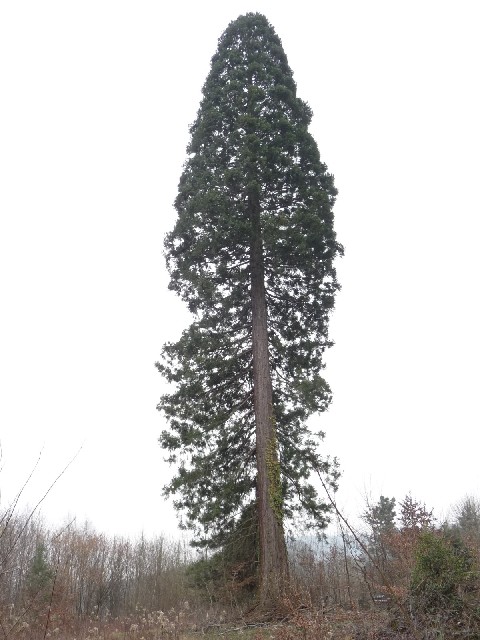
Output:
1 601 417 640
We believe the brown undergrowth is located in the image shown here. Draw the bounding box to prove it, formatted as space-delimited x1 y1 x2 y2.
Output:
2 490 480 640
0 604 416 640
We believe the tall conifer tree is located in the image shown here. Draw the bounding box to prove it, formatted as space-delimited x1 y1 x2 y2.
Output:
157 13 342 605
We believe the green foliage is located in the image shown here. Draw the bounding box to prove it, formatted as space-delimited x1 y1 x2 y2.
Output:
157 13 341 549
363 496 397 535
410 531 479 619
26 542 53 599
266 431 283 522
361 496 397 582
188 504 258 600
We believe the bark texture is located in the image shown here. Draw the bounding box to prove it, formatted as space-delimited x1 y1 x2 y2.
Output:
249 192 289 606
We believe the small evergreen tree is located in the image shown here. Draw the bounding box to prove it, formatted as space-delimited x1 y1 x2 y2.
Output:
363 496 397 535
157 13 342 606
362 496 397 585
399 494 435 532
26 542 53 601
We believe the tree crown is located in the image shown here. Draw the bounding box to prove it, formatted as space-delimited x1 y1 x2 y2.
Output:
157 13 342 547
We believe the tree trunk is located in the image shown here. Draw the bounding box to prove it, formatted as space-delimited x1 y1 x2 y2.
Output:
249 192 289 608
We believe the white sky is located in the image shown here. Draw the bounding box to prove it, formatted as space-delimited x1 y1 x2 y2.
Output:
1 0 479 539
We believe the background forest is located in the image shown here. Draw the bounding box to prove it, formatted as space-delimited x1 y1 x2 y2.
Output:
1 493 479 639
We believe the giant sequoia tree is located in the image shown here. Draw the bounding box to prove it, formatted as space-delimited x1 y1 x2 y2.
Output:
157 13 342 605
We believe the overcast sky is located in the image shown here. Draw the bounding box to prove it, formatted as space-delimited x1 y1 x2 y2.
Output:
1 0 479 539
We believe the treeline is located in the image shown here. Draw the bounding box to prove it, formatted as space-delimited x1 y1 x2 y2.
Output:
288 494 480 636
1 494 479 638
0 510 191 635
